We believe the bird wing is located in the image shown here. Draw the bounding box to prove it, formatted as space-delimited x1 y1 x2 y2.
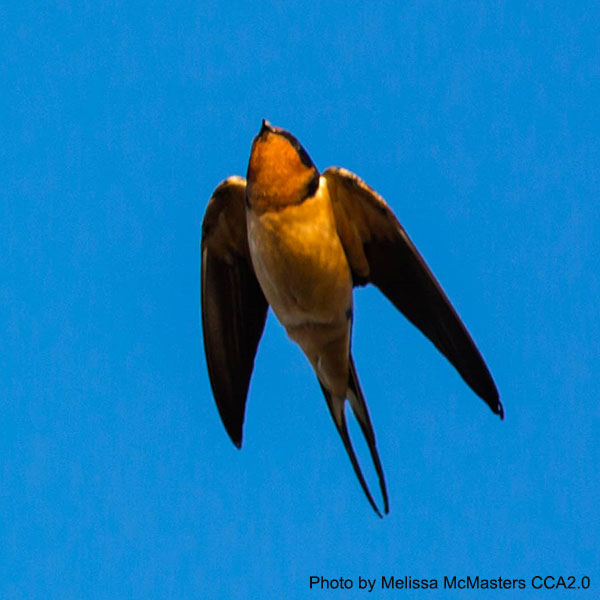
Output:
201 176 269 447
323 167 503 418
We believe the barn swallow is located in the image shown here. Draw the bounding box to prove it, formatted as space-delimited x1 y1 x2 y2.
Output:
201 120 502 517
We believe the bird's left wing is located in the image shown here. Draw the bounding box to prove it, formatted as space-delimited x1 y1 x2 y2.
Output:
324 167 502 418
201 177 269 447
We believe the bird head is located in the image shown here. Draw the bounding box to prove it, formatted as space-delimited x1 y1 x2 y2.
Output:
246 120 320 213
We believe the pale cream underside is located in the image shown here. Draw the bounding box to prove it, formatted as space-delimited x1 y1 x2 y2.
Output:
247 177 353 396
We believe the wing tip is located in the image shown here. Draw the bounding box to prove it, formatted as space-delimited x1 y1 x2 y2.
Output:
477 377 503 420
485 385 504 420
224 422 244 449
496 399 505 420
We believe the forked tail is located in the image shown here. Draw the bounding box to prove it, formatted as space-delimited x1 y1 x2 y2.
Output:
318 355 389 517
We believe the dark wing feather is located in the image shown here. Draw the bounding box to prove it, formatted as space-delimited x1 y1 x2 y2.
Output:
201 177 269 446
324 167 502 418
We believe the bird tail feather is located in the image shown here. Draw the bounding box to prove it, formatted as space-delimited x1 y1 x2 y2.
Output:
318 354 389 517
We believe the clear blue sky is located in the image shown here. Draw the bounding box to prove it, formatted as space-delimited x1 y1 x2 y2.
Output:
2 2 598 598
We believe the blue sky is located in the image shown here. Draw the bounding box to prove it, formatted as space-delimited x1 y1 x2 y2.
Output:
2 1 598 598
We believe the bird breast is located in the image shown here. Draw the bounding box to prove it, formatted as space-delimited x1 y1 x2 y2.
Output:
246 180 352 329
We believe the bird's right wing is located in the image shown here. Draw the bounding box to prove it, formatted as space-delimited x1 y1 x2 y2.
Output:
201 177 269 447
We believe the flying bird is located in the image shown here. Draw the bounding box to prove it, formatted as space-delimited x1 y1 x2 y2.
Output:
201 120 502 516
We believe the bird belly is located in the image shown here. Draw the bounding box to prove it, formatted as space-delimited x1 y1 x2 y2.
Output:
247 188 351 325
247 187 353 395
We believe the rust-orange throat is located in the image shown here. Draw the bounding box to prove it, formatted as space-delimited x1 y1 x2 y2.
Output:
246 120 320 213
